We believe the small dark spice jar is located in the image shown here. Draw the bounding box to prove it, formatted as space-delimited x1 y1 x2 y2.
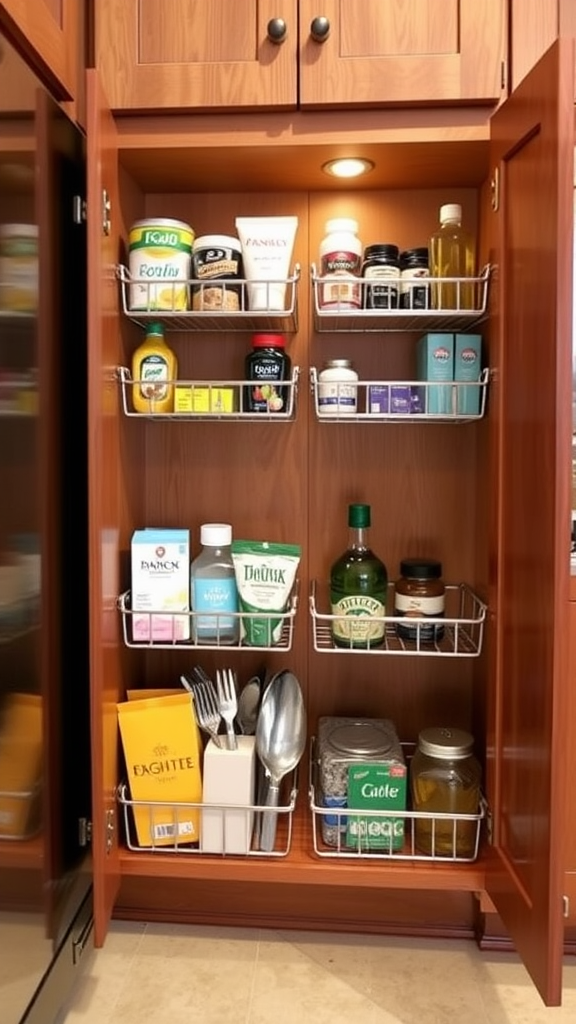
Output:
362 243 400 309
394 558 445 642
399 247 429 309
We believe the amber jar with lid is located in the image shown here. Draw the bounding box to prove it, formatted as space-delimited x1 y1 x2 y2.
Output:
394 558 445 642
410 726 482 858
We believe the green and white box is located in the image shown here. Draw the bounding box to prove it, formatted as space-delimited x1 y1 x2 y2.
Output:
416 332 454 414
345 762 407 851
455 333 482 415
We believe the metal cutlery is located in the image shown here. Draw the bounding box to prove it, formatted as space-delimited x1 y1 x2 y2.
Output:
216 667 238 750
183 670 223 748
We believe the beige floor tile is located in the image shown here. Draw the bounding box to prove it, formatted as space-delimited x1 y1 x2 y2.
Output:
472 952 576 1024
57 921 146 1024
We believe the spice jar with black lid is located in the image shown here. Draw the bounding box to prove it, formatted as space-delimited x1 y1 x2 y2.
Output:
394 558 445 642
361 243 400 309
399 247 429 309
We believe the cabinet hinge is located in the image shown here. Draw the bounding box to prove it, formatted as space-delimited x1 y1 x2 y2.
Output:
105 807 115 853
78 817 92 846
101 188 111 236
73 195 87 224
500 58 508 92
490 168 500 212
563 895 570 918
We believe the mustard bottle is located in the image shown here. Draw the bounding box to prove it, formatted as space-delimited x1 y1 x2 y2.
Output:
132 322 177 413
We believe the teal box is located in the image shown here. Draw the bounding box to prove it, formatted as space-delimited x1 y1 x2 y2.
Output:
416 333 454 414
455 334 482 414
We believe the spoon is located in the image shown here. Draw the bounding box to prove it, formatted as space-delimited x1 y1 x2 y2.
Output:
236 675 263 735
256 670 306 852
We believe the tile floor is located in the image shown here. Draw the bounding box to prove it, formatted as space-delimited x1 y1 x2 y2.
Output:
57 919 576 1024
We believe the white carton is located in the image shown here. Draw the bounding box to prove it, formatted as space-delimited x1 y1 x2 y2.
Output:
131 528 190 641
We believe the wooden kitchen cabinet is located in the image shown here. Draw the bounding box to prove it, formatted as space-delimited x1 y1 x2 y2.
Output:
0 0 82 106
85 37 573 1008
94 0 507 113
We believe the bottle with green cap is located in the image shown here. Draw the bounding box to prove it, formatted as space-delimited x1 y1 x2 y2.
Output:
329 503 388 649
131 321 177 414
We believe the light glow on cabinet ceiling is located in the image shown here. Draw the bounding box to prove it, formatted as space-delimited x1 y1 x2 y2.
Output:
322 157 375 179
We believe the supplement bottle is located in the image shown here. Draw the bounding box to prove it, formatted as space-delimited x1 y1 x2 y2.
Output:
361 243 400 309
318 359 358 416
319 218 362 310
399 247 429 309
410 726 482 858
131 322 177 414
244 333 291 413
330 503 388 649
429 203 476 310
190 523 239 645
394 558 445 643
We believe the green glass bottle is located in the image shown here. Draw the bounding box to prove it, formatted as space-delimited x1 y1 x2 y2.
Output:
330 503 388 649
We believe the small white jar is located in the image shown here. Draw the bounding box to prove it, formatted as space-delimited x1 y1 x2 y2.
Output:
318 359 358 415
319 219 362 310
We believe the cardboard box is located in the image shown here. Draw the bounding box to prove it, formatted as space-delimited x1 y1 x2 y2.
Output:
175 386 237 414
416 332 455 414
117 692 203 847
345 762 407 850
131 528 190 642
454 333 482 415
368 384 413 415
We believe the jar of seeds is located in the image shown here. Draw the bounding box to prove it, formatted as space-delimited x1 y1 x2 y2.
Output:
316 716 406 852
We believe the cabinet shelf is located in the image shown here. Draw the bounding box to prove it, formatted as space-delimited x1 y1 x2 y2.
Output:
118 263 300 333
117 366 300 421
309 581 486 657
311 264 491 333
117 773 298 858
117 585 299 652
310 367 489 423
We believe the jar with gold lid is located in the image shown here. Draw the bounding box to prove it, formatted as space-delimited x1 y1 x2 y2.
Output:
394 558 445 642
410 726 481 858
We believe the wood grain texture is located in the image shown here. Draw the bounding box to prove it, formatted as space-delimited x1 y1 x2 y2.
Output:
0 0 77 100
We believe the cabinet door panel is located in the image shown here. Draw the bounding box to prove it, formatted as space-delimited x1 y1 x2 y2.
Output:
485 38 574 1006
0 0 77 100
95 0 298 112
86 69 123 947
299 0 506 107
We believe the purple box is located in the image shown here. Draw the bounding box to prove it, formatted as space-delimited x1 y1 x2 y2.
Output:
369 385 417 415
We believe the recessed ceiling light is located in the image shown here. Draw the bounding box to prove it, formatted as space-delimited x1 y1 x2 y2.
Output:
322 158 375 179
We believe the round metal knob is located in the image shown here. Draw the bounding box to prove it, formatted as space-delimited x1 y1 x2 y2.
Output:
267 18 288 43
310 16 330 42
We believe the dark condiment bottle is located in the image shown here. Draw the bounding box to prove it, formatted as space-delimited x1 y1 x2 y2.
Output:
244 333 291 413
399 247 430 309
394 558 445 642
330 503 388 649
361 244 400 309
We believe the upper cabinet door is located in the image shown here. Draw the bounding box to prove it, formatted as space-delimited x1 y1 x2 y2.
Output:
298 0 507 107
485 38 574 1006
0 0 79 101
95 0 298 112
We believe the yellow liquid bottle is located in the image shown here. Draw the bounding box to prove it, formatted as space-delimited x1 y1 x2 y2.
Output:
429 203 476 310
132 322 177 413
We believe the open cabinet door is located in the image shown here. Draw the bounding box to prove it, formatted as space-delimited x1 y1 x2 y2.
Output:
86 69 122 946
485 38 574 1005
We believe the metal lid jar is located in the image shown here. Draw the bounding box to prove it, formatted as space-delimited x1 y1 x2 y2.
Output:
410 726 481 858
317 359 358 416
361 243 400 310
399 246 429 309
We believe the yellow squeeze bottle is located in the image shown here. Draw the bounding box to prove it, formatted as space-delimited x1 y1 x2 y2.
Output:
132 321 177 413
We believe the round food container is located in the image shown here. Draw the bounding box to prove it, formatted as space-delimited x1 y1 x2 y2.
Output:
410 726 481 858
128 218 194 311
192 234 243 311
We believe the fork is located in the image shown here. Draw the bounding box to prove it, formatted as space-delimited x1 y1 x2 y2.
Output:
186 670 222 748
216 668 238 751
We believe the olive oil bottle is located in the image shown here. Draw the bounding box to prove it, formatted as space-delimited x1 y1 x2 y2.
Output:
330 503 388 649
429 203 476 310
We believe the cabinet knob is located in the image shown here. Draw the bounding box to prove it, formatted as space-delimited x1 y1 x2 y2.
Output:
310 16 330 42
267 18 288 43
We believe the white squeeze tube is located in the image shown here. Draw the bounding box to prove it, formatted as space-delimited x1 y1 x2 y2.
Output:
235 216 298 310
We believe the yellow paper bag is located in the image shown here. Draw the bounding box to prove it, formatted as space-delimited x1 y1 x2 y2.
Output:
0 693 42 838
117 692 202 847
